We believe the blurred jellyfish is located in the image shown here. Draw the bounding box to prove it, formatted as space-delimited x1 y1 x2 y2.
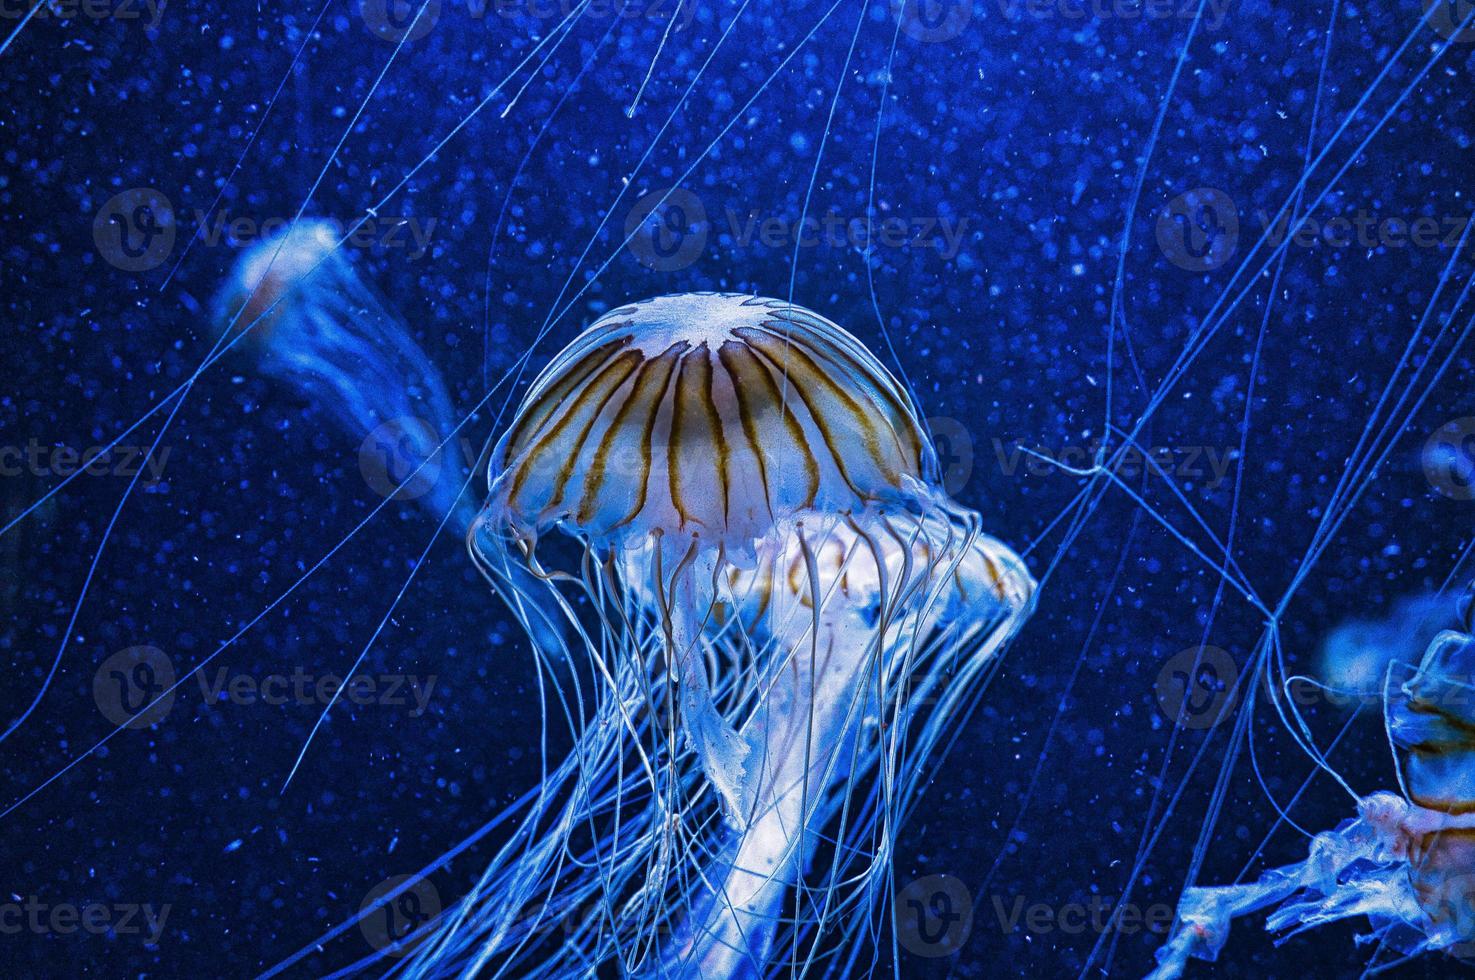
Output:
388 293 1036 977
1317 591 1455 699
214 220 472 530
1150 586 1475 978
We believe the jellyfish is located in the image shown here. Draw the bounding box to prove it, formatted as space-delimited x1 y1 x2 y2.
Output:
1316 592 1456 701
213 220 473 530
361 292 1037 977
1149 584 1475 978
214 221 572 677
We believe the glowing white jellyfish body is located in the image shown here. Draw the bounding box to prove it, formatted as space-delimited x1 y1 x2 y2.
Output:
1150 592 1475 978
215 221 471 529
651 510 1031 977
397 293 1035 977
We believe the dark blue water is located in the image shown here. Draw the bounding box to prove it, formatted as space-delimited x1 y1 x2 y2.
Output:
2 1 1473 976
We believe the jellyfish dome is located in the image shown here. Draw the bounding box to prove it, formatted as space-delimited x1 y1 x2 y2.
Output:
386 293 1035 978
216 220 342 339
486 292 937 555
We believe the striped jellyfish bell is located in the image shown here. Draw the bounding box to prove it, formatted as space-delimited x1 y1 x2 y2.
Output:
486 292 940 553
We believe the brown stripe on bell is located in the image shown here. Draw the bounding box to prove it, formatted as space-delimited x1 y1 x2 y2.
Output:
487 293 939 552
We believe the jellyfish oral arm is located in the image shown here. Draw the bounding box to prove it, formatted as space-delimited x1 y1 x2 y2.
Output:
1149 794 1475 980
663 595 877 977
661 514 1036 978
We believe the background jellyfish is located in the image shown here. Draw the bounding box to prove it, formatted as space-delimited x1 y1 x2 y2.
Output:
1149 583 1475 977
373 292 1036 976
214 220 474 530
1316 592 1456 701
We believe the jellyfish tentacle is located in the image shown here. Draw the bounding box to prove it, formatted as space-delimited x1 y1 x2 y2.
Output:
667 523 870 976
659 546 753 826
656 506 1037 977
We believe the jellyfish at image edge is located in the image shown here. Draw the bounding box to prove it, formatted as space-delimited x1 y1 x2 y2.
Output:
383 292 1035 977
214 220 473 530
1316 592 1455 701
1150 583 1475 978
